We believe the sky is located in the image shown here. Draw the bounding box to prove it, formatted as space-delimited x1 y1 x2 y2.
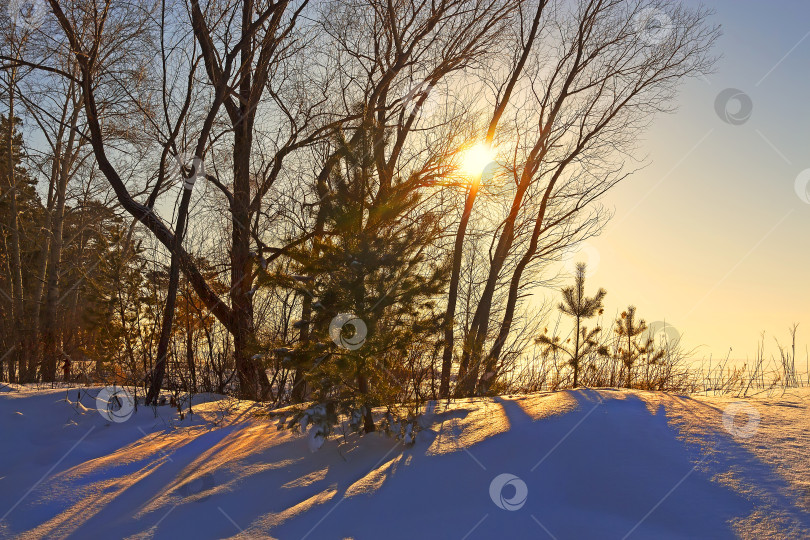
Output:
559 0 810 362
10 0 806 365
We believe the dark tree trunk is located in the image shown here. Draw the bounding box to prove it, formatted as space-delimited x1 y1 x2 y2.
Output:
5 69 27 383
41 88 81 381
454 182 527 397
442 1 547 398
186 316 197 393
231 121 268 400
146 174 196 405
41 114 76 381
357 371 376 433
40 180 65 382
573 317 581 388
439 186 478 398
290 293 311 402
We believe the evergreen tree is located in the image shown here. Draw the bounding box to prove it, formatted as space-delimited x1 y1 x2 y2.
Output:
613 306 663 388
59 206 144 380
276 126 448 441
536 262 606 388
0 114 44 382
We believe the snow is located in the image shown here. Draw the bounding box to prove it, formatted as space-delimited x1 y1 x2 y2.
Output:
0 385 808 539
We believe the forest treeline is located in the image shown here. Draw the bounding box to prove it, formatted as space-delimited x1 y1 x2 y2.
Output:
0 0 718 435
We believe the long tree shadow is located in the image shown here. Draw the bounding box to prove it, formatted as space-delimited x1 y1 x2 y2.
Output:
263 390 755 539
661 393 810 537
16 389 807 539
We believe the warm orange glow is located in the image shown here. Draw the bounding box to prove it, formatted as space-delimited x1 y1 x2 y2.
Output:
458 142 496 178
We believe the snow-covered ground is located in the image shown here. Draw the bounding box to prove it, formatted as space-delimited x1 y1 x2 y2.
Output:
0 385 808 539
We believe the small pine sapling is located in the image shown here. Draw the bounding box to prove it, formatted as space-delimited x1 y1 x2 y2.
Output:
536 263 606 388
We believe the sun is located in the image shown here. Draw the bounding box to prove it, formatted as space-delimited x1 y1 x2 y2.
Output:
458 142 496 179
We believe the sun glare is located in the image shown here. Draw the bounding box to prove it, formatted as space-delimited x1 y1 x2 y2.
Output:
459 142 496 178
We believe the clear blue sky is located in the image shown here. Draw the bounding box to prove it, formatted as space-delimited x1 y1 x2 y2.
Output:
564 0 810 361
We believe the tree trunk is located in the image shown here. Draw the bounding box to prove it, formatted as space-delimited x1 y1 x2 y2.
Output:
475 241 533 394
438 185 478 398
231 119 268 400
41 111 78 381
475 178 559 394
290 293 311 402
357 371 376 433
442 1 546 398
625 333 632 388
573 317 581 388
40 175 66 382
146 171 196 405
454 180 528 397
5 69 27 383
186 314 197 393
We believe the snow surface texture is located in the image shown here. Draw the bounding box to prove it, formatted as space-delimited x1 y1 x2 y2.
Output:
0 385 808 539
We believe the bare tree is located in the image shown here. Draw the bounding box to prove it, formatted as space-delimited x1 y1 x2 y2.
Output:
455 0 718 396
439 0 548 398
34 0 335 399
9 42 88 382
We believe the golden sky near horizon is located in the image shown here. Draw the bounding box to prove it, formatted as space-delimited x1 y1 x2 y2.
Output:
543 0 810 363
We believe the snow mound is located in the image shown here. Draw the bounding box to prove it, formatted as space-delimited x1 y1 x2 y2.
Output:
0 386 808 539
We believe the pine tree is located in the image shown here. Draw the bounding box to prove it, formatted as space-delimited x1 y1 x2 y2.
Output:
536 262 606 388
63 208 144 380
613 306 663 388
0 114 44 382
276 125 448 440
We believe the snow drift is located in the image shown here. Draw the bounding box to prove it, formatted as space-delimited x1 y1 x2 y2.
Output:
0 386 808 539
